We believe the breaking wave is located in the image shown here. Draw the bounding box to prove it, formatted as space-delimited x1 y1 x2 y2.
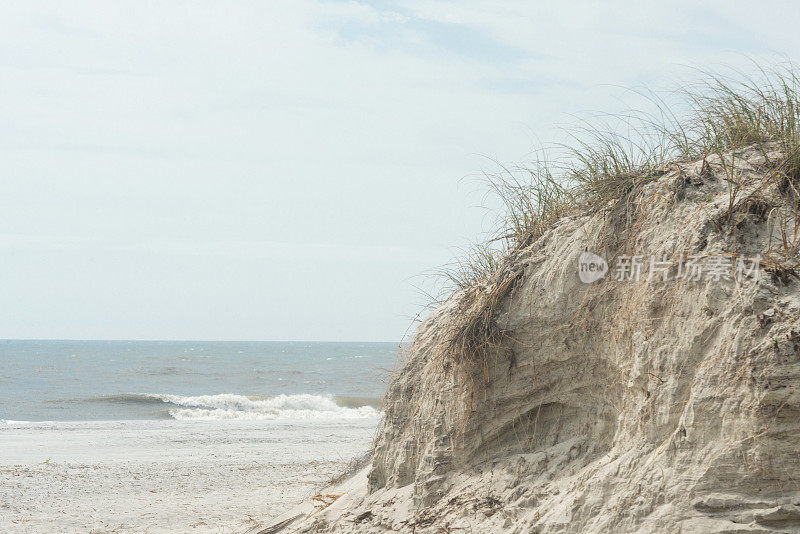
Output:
91 393 381 421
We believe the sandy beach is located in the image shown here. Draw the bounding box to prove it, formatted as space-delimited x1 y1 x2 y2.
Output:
4 3 799 533
0 418 377 533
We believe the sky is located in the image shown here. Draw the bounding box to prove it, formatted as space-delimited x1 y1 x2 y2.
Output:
1 1 799 341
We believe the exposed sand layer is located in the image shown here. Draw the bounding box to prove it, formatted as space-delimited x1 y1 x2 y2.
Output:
0 419 377 533
264 147 800 533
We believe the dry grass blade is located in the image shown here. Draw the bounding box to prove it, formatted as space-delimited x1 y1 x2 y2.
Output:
429 61 800 376
308 493 342 516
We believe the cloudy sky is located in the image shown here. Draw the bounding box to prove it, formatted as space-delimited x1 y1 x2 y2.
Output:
1 1 798 341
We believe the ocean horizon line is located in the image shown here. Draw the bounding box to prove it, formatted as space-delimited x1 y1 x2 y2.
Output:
0 338 403 344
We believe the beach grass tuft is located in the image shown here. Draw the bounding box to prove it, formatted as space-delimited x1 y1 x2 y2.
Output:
437 62 800 375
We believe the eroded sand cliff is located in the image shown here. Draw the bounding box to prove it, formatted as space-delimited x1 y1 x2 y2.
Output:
262 147 800 533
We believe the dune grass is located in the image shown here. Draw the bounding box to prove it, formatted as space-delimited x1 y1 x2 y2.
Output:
446 63 800 291
439 62 800 371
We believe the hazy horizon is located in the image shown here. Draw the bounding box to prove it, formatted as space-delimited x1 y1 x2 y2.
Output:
3 1 800 341
0 337 401 342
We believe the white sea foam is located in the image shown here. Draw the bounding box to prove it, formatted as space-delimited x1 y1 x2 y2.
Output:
145 393 380 421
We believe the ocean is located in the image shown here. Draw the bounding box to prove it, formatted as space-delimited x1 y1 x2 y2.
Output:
0 340 397 422
0 340 399 532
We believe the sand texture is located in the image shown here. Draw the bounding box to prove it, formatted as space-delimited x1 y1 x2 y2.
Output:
0 419 376 533
263 147 800 533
